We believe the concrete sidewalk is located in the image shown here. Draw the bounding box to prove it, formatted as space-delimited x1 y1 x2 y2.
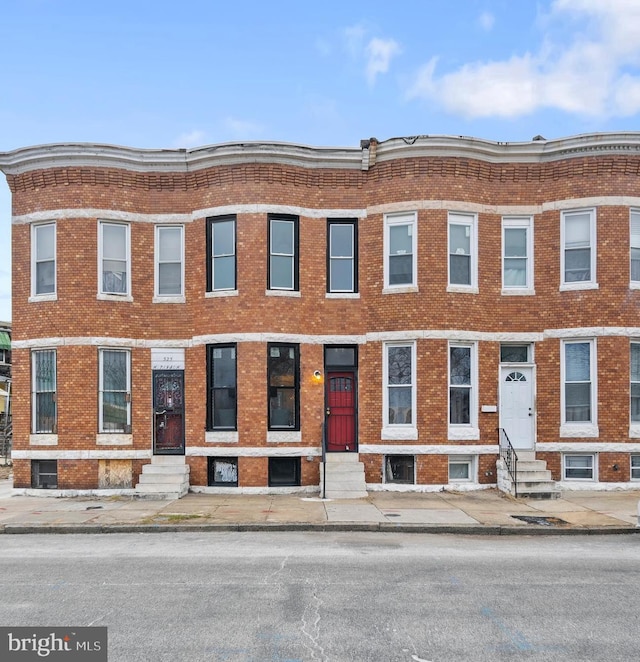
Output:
0 479 638 534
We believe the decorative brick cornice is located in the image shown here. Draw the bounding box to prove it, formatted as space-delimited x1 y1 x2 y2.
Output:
3 133 640 192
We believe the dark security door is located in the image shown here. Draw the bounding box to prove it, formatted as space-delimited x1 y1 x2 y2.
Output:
153 370 185 455
326 372 356 452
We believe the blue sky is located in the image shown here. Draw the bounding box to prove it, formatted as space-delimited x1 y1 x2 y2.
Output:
2 0 640 321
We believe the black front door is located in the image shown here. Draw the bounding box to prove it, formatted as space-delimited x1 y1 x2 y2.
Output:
153 370 185 455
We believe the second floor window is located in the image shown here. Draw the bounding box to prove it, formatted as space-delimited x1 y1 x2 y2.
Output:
100 222 130 296
448 213 477 288
502 217 533 291
32 349 56 434
155 226 184 296
384 213 416 288
631 210 640 283
207 216 236 291
268 216 299 291
327 219 358 293
561 209 596 287
32 222 56 296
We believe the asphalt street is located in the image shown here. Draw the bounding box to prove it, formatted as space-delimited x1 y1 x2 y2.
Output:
0 531 638 661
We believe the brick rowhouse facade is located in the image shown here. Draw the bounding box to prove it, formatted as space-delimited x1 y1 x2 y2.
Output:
2 133 640 494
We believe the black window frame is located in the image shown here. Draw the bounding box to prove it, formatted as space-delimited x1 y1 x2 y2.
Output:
268 457 301 486
207 457 239 486
206 343 237 431
31 459 58 489
267 214 299 291
326 218 358 293
206 215 237 292
267 343 300 431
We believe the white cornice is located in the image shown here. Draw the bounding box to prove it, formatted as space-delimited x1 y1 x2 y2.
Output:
375 132 640 164
0 141 363 175
3 132 640 176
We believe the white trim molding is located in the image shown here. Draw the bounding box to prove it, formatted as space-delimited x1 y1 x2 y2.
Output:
359 444 499 455
185 446 320 456
536 442 640 452
12 450 151 459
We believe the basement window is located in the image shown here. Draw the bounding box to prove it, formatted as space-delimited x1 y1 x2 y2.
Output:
208 457 238 486
31 459 58 489
631 455 640 481
563 454 595 480
384 455 415 484
268 457 300 486
449 455 475 482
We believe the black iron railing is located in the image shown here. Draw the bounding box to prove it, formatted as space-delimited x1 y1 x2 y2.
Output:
499 427 518 497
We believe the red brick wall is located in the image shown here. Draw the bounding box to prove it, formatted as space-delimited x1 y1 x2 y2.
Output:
8 150 640 490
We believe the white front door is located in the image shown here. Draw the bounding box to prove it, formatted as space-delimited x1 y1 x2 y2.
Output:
500 366 535 449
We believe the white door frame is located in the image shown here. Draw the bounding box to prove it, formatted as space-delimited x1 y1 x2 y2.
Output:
499 364 536 450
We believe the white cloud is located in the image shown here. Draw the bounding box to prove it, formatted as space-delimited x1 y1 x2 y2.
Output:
172 130 206 148
365 38 401 85
407 0 640 119
342 24 401 85
478 11 495 31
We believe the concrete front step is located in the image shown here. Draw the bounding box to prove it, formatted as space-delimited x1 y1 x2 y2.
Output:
138 473 189 486
517 460 549 472
515 469 553 481
324 453 361 463
148 455 188 465
135 455 190 499
497 455 559 499
139 464 192 475
321 453 368 499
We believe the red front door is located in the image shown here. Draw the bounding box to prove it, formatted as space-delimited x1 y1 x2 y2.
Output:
326 372 356 452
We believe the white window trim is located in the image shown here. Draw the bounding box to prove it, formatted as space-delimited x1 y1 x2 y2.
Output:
30 222 57 300
381 341 418 439
562 453 596 481
383 455 416 485
447 212 478 293
31 348 57 435
211 217 237 293
98 348 131 434
631 341 640 437
560 208 598 291
448 454 477 483
501 216 534 295
154 225 185 300
383 212 418 291
630 209 640 288
448 342 479 440
631 455 640 481
98 221 132 299
560 339 599 437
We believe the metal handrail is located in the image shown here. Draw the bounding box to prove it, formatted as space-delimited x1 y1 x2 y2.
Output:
321 421 327 499
498 428 518 497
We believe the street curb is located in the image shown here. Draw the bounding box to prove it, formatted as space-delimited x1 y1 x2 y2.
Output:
0 522 637 535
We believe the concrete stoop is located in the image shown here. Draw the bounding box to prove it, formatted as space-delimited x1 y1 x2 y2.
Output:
320 452 368 499
135 455 190 500
497 452 560 499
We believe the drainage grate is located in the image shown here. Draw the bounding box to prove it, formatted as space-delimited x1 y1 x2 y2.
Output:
511 515 567 526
